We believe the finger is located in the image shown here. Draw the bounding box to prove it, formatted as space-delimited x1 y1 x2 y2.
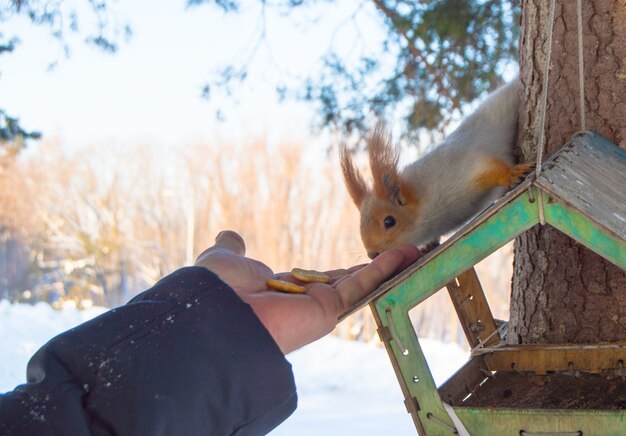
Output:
335 245 421 309
392 244 422 273
213 230 246 255
195 230 246 263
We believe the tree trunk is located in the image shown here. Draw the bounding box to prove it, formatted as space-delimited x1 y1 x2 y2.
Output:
510 0 626 344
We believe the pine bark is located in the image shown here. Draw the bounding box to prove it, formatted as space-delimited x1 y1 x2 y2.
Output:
510 0 626 344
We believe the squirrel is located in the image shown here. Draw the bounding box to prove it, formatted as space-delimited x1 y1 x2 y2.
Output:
340 78 530 259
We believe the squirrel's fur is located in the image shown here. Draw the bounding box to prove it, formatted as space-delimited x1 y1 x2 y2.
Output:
341 79 530 259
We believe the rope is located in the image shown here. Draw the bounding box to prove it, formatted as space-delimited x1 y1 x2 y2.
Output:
533 0 557 226
535 0 587 165
576 0 586 130
534 0 557 178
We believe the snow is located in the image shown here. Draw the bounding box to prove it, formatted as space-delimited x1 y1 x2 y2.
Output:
0 300 109 391
0 300 468 435
274 336 468 435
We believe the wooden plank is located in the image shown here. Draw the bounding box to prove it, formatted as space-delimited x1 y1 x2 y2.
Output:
476 342 626 375
446 268 500 348
438 356 490 406
454 407 626 436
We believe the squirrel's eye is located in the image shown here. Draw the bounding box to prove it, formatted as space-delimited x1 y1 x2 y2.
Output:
384 216 396 229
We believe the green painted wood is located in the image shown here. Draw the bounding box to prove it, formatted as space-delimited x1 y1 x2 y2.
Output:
454 407 626 436
382 309 453 435
543 197 626 270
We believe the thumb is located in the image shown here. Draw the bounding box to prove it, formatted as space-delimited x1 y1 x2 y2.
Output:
195 230 246 263
213 230 246 256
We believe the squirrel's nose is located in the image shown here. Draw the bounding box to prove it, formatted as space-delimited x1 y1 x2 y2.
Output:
367 251 379 260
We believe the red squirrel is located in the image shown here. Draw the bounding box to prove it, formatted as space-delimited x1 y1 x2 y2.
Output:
341 79 530 259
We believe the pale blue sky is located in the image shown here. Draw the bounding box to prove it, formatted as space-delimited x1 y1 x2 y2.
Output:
1 0 383 153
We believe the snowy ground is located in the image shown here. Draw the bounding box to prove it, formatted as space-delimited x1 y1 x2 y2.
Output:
0 300 468 435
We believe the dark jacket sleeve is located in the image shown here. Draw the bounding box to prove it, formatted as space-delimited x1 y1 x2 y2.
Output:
0 266 297 436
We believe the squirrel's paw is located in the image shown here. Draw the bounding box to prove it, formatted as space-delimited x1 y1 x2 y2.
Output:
507 163 533 186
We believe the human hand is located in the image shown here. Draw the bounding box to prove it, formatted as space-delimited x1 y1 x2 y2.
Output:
195 230 420 354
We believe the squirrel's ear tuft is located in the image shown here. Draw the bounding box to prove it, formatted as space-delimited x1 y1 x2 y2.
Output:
340 144 368 208
369 123 401 200
368 123 419 207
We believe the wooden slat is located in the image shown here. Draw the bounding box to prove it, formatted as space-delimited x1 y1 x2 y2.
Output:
446 268 500 348
476 342 626 375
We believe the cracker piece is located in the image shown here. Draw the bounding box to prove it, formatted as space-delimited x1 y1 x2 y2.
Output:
267 278 306 294
290 268 330 283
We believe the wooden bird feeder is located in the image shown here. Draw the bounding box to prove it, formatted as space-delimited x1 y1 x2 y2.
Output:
341 132 626 435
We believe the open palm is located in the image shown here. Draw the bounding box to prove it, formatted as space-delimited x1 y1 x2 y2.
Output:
195 230 420 354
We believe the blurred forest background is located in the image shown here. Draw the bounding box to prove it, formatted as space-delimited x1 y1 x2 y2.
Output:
0 136 512 347
1 0 519 348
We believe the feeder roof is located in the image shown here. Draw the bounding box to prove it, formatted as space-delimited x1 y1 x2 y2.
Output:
535 132 626 242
